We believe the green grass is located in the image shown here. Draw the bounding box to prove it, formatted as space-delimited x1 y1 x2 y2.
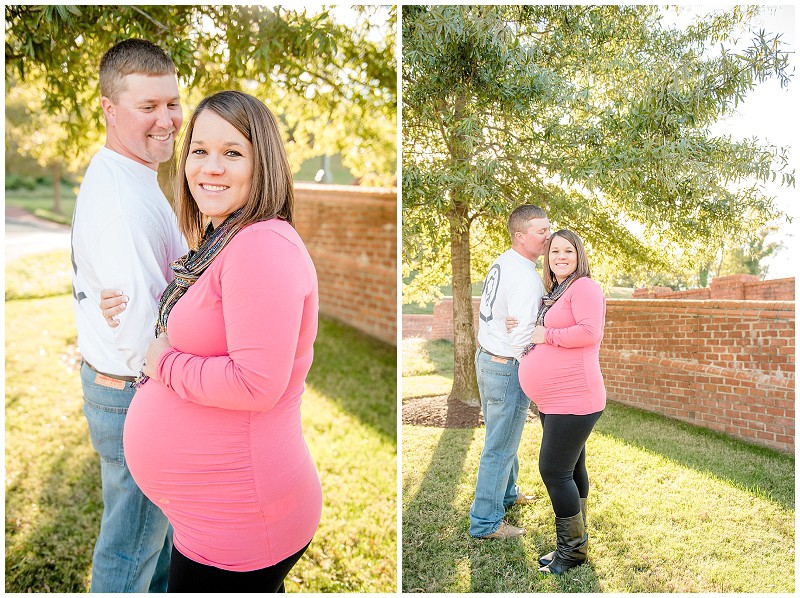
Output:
5 183 77 225
402 338 454 402
5 250 73 300
402 284 635 313
402 282 484 315
5 264 397 592
294 153 355 185
402 338 794 593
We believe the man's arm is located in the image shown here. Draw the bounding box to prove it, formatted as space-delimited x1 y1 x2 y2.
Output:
89 216 172 371
505 277 541 353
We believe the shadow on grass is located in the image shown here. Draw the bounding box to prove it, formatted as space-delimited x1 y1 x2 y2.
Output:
596 401 794 510
5 443 100 592
307 317 396 443
402 421 601 592
421 339 455 375
402 425 476 591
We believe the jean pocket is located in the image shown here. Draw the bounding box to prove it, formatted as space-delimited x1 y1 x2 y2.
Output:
478 366 512 405
83 398 127 466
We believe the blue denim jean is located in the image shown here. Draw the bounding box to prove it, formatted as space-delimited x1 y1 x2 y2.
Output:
80 361 172 592
469 348 531 537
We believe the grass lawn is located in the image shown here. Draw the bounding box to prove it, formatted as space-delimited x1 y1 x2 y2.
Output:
294 153 356 185
402 282 484 315
402 284 635 314
5 253 397 593
5 250 73 300
402 338 794 593
401 337 454 400
5 183 77 225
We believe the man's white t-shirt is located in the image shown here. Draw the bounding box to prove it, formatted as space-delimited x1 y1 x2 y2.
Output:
477 248 545 361
72 147 188 377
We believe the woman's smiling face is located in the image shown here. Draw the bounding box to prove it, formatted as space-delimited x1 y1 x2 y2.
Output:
549 234 578 283
185 109 254 228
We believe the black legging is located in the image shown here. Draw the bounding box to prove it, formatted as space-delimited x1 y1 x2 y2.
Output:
538 411 603 518
167 541 310 593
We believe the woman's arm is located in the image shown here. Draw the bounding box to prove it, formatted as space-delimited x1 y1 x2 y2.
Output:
152 226 315 412
544 278 606 348
99 289 128 327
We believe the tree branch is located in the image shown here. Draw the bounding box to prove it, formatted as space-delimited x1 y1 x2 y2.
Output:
127 6 169 31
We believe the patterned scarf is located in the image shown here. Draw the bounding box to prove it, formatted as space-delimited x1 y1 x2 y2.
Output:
133 207 247 387
155 207 248 336
521 271 580 358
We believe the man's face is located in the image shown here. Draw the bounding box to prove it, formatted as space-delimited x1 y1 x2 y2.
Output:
515 217 551 260
102 73 183 170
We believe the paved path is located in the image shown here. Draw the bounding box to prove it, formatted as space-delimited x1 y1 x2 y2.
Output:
5 206 71 263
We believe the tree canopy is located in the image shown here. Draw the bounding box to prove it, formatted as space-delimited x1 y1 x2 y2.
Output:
5 5 396 184
402 5 794 403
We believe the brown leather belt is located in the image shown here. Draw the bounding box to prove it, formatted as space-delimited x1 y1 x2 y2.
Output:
83 359 137 383
478 346 515 361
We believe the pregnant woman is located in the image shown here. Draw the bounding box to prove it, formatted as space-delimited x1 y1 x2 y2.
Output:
116 91 321 591
516 229 606 575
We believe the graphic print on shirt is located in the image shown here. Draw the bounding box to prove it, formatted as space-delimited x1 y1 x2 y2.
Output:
479 264 500 323
70 222 87 303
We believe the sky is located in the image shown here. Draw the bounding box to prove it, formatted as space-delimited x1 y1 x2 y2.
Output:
662 5 797 279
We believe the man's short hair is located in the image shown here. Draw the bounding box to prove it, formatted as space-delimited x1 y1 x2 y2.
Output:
99 39 176 102
508 204 548 239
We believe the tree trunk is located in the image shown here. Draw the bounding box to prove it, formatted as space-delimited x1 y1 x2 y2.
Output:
447 200 480 406
51 162 62 215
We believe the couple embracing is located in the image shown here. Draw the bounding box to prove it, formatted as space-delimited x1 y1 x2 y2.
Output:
470 205 607 575
72 39 320 592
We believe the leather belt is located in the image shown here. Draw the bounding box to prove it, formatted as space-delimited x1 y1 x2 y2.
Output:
83 359 137 383
478 345 515 361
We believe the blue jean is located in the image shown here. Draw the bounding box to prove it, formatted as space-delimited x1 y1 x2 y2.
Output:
469 348 531 537
81 361 172 592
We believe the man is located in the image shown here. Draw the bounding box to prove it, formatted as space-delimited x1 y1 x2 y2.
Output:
71 39 188 592
469 204 550 539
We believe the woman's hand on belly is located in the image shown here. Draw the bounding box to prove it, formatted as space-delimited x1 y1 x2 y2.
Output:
143 333 172 378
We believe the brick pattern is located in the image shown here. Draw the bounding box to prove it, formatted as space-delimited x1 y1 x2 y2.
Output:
426 295 794 453
602 299 794 453
632 274 795 301
430 298 482 343
403 314 433 339
294 183 396 345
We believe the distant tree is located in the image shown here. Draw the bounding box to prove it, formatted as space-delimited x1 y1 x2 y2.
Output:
403 5 794 404
5 72 97 213
615 224 785 289
715 224 783 279
5 5 396 185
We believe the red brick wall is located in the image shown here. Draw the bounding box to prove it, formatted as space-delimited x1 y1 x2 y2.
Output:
429 296 795 453
602 299 794 453
294 183 396 345
632 274 795 301
403 314 433 339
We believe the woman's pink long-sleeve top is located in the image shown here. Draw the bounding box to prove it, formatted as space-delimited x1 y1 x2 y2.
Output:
518 276 607 415
124 219 321 572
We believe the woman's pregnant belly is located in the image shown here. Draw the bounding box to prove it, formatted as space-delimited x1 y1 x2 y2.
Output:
123 379 322 569
518 344 591 409
124 380 259 515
